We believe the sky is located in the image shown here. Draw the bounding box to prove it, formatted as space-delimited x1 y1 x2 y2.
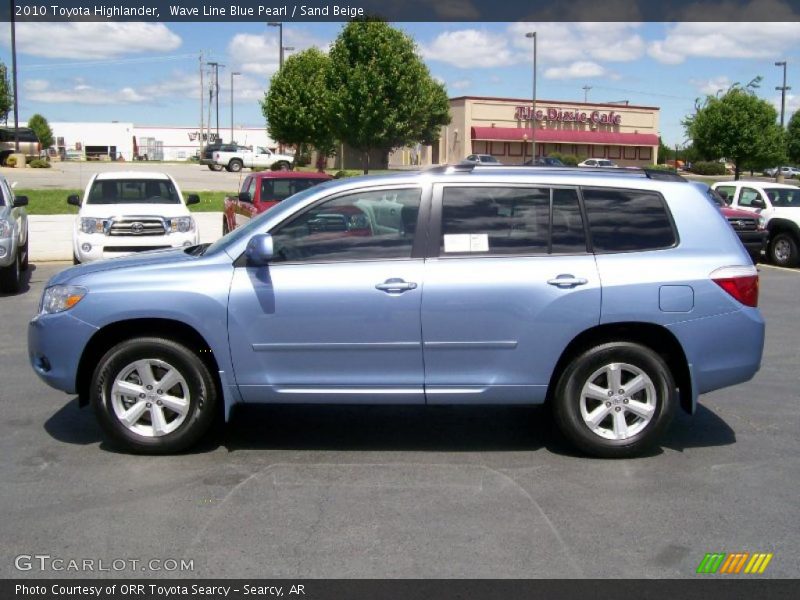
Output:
2 18 800 146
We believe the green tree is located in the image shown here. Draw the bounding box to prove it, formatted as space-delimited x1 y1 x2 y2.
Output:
0 63 12 124
328 20 450 173
684 82 784 180
27 113 54 149
786 110 800 164
262 48 336 171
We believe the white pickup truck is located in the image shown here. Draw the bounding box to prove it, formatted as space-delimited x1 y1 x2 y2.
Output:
212 146 294 172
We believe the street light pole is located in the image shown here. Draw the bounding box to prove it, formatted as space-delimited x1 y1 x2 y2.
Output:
775 60 790 128
230 72 240 144
525 32 537 161
268 22 284 70
10 0 20 152
207 61 225 138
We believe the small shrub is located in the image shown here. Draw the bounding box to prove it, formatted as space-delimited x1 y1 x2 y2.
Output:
646 164 678 172
690 161 727 175
333 170 362 179
29 158 51 168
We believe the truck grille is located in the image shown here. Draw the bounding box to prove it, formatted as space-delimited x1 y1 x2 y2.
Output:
108 217 166 236
726 217 758 232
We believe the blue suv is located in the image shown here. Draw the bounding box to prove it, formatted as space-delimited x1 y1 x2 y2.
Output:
28 166 765 457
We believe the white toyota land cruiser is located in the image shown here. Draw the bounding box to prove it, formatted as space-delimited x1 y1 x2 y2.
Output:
69 172 200 264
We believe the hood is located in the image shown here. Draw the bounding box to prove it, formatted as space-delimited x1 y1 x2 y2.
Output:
47 247 195 286
720 206 759 219
78 203 191 219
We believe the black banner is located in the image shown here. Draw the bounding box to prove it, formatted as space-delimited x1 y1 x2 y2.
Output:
3 580 798 600
2 0 800 22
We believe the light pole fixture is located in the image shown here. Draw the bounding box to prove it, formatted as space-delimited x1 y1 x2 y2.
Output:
230 71 241 144
775 60 790 128
268 22 284 70
10 0 20 152
526 32 537 161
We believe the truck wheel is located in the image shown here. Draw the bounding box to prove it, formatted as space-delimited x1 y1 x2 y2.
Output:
769 232 799 267
207 164 223 172
553 342 676 458
20 235 29 271
227 160 243 173
0 249 21 294
274 161 291 171
91 337 218 454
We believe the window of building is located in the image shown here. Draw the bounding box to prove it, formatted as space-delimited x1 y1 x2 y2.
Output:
639 147 652 160
608 146 622 159
583 188 676 253
440 187 586 256
270 188 422 263
623 146 637 160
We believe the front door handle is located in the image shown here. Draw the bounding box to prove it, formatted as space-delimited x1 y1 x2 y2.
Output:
547 274 588 288
375 278 418 293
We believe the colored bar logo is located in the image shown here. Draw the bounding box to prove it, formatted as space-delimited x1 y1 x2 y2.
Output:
697 552 773 574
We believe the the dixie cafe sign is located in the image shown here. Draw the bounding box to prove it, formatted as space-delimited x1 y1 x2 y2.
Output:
515 105 622 125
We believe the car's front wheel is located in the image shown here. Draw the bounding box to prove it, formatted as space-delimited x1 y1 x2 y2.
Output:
0 248 21 293
769 232 799 267
91 337 218 454
553 342 676 458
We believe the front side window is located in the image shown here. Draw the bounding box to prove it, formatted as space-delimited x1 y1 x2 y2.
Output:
245 177 256 200
583 188 676 253
739 187 765 208
270 188 422 263
86 179 180 205
440 186 586 256
714 185 735 204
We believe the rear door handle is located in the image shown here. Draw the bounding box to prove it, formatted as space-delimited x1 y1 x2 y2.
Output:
547 274 588 288
375 278 418 293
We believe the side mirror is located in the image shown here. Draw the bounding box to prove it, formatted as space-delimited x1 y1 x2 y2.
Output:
751 198 767 210
186 194 200 206
238 191 252 203
245 233 274 266
13 195 28 207
67 194 81 207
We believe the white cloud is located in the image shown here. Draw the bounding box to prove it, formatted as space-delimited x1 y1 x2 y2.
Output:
544 61 607 80
24 79 147 104
0 23 181 60
23 79 49 92
227 28 331 78
420 29 521 68
449 79 472 91
648 22 800 64
691 76 733 96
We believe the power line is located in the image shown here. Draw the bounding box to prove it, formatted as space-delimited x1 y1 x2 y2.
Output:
21 53 198 71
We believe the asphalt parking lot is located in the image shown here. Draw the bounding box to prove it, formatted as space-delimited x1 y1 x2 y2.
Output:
0 263 798 579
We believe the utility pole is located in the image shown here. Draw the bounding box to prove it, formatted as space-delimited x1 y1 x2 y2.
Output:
582 85 592 103
525 32 537 161
10 0 20 152
268 22 284 70
207 61 224 138
775 60 790 128
199 52 204 155
230 72 240 144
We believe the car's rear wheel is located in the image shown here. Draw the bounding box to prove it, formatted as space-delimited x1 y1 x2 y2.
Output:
91 337 218 454
769 232 799 267
0 248 21 293
553 342 675 458
227 160 243 173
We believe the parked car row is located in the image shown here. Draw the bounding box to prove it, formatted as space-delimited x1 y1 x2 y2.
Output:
0 174 29 293
763 165 800 178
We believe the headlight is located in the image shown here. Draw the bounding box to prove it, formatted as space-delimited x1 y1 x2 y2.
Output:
169 216 195 233
758 216 766 230
80 217 106 234
0 219 11 238
40 285 87 314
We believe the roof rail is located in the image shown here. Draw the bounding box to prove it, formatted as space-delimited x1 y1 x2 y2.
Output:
467 164 688 181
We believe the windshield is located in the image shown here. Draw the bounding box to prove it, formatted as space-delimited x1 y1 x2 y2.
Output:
87 179 181 205
763 188 800 207
204 179 342 256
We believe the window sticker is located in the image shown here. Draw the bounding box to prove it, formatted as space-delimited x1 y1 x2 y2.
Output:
443 233 489 253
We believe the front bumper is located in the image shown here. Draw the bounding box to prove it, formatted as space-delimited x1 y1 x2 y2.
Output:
28 311 99 394
736 230 768 255
74 231 199 263
0 236 16 267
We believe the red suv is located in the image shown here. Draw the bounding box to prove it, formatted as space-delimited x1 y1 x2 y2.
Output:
223 171 332 234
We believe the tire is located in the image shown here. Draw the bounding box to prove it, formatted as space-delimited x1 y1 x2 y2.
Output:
227 160 243 173
72 253 80 265
553 342 676 458
274 161 291 171
20 235 29 271
769 232 799 267
91 337 218 454
207 164 223 172
0 249 21 294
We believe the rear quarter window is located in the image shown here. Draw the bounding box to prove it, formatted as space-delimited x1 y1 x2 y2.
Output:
582 188 677 253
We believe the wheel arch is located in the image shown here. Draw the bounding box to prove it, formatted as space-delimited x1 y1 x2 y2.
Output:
76 318 227 417
546 321 694 414
766 217 800 239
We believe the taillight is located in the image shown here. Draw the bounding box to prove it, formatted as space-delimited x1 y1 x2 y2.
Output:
710 266 759 307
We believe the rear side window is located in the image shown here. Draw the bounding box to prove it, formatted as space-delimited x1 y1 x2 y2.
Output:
261 178 325 203
440 186 586 255
582 188 676 253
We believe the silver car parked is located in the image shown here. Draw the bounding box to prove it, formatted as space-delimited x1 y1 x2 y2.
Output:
0 174 29 293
